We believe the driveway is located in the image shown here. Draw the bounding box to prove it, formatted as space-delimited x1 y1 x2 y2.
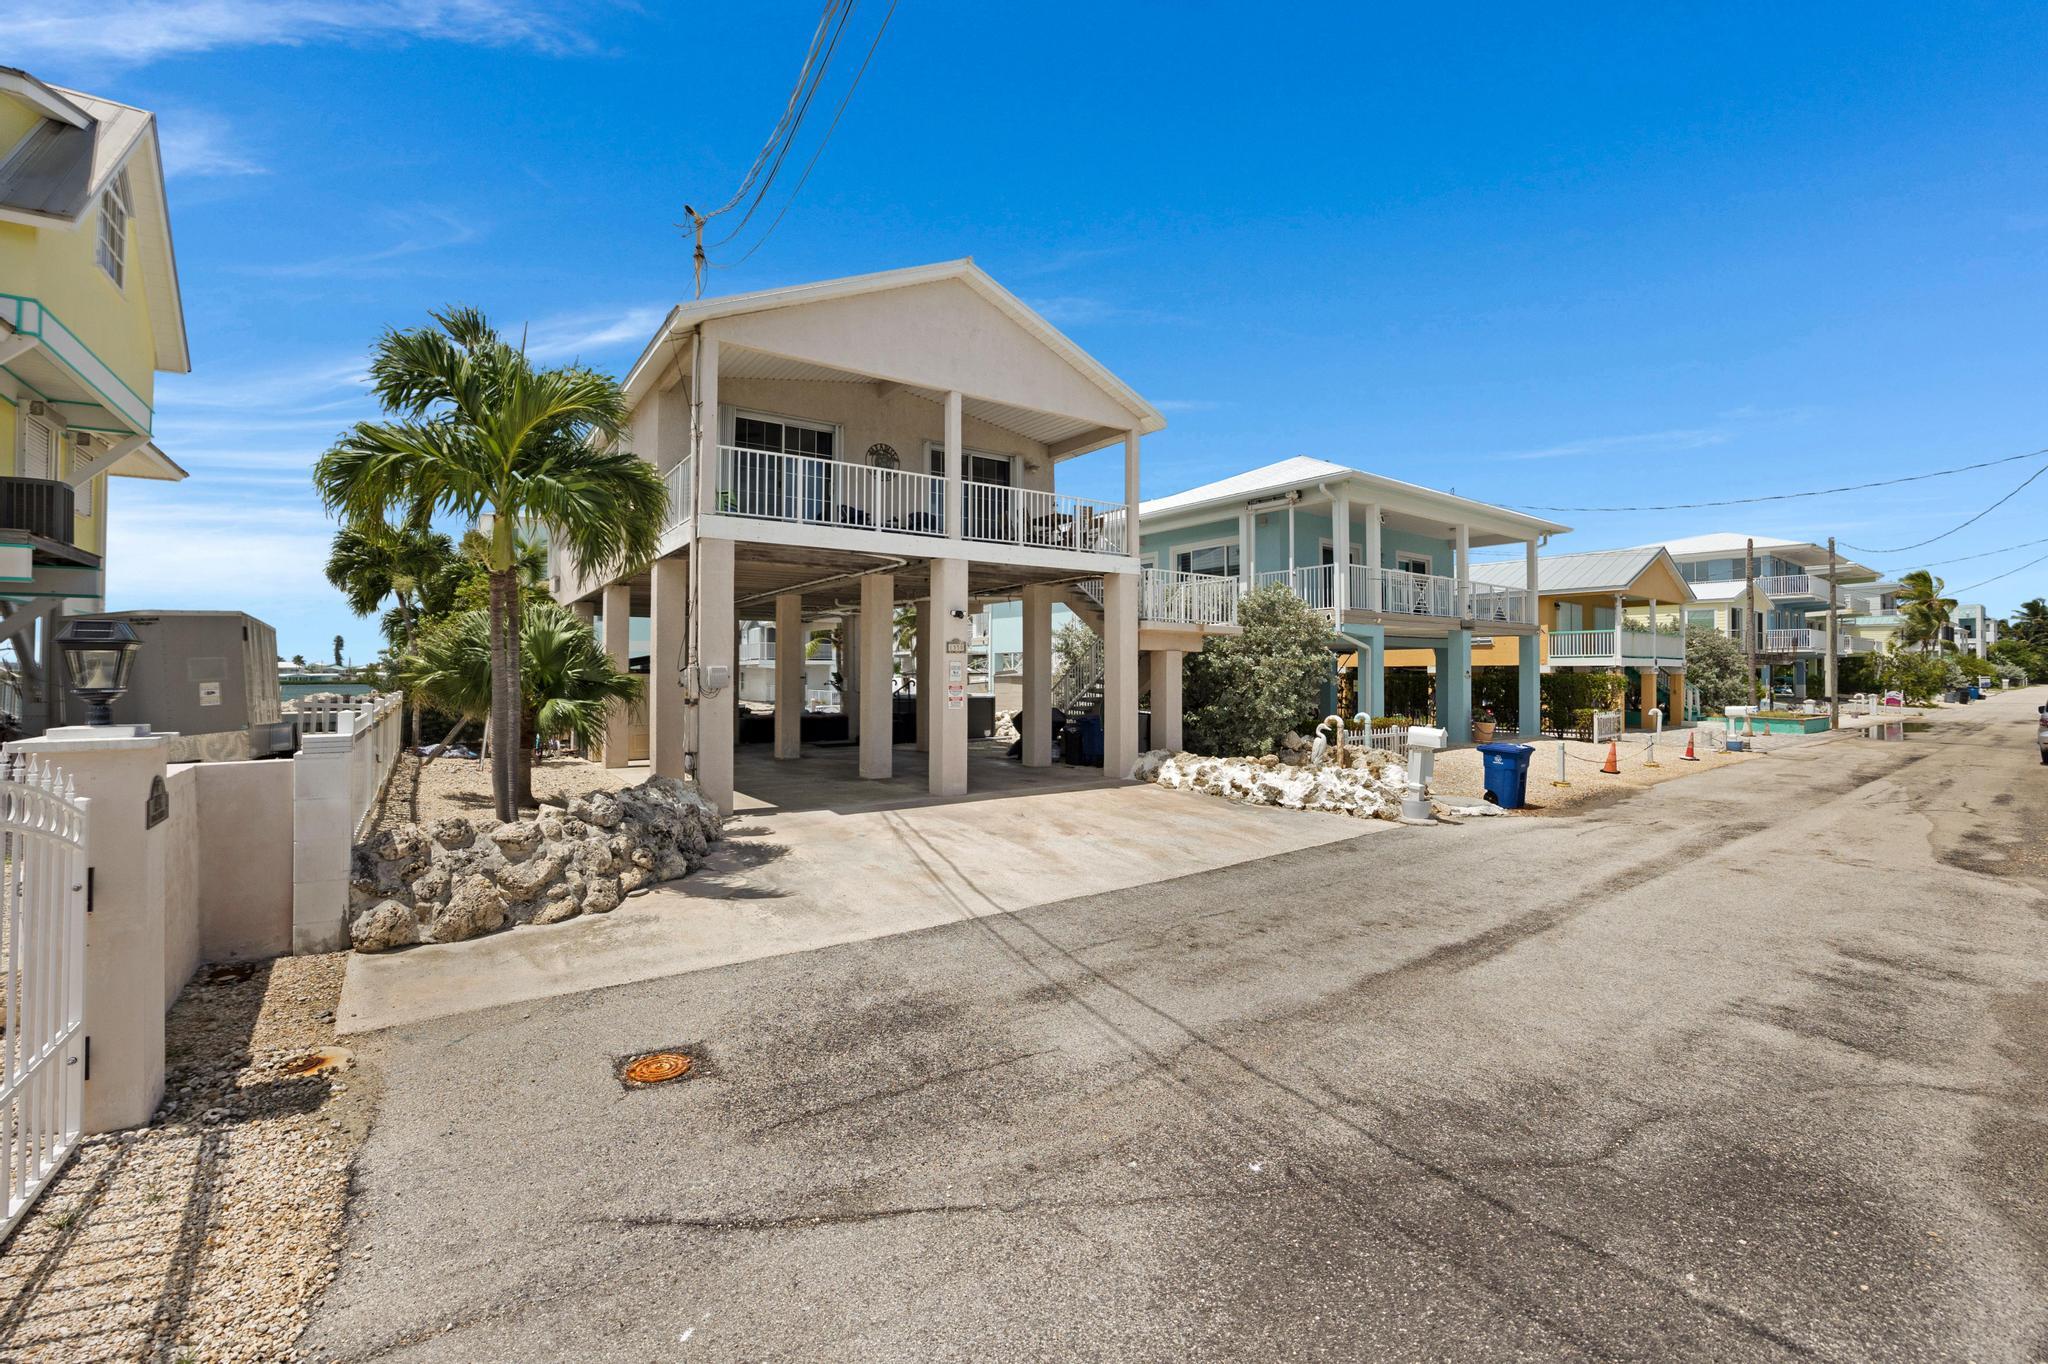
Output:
308 689 2048 1362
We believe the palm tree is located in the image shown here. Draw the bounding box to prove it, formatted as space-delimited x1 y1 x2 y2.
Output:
315 307 665 821
2009 597 2048 649
401 602 643 767
1897 569 1958 651
325 508 457 750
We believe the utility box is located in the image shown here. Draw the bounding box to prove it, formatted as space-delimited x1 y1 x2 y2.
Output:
79 611 293 761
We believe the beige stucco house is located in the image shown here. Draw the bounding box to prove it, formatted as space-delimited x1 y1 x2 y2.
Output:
551 260 1236 813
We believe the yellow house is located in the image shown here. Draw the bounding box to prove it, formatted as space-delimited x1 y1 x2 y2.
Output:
1386 545 1696 724
0 66 189 730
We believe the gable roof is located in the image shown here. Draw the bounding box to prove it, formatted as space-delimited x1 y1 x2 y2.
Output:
1468 545 1692 599
623 259 1163 434
0 70 188 373
1140 455 1570 539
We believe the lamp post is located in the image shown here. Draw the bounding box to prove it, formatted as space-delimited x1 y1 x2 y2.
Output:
55 617 141 726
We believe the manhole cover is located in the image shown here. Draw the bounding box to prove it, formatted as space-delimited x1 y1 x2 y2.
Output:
623 1051 693 1085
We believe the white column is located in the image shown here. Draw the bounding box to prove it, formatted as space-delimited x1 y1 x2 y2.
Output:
694 334 720 517
693 536 736 814
600 582 632 769
1123 429 1141 555
1022 583 1055 767
571 601 598 754
774 592 803 761
1649 598 1660 678
1332 494 1351 612
1239 507 1254 589
944 390 963 541
1287 504 1297 576
1102 570 1140 778
915 598 933 752
1524 538 1540 624
859 573 894 779
1454 523 1471 616
841 615 860 742
649 556 688 778
1152 648 1184 751
928 557 969 796
1364 502 1383 610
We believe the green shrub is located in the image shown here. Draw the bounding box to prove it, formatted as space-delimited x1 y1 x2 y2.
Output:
1183 584 1332 756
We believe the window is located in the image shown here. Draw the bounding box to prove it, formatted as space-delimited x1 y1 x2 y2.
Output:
96 169 131 287
1394 552 1431 576
1173 542 1240 577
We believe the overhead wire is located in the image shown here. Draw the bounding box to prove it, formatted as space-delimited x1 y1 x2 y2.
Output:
698 0 845 224
1510 444 2048 513
1837 457 2048 554
1951 549 2048 596
707 0 858 249
710 0 899 271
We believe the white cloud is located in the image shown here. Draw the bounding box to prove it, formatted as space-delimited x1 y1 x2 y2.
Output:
10 1 592 69
1488 428 1730 462
522 305 668 363
1153 398 1224 413
241 207 481 279
157 110 266 178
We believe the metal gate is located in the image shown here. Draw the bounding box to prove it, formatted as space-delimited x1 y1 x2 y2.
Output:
0 755 90 1239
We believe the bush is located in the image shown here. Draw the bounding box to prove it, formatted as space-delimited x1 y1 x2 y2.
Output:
1540 670 1625 731
1685 624 1753 710
1183 584 1331 755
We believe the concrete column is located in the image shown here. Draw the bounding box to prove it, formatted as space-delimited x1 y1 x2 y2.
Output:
1123 430 1141 556
1102 570 1140 778
1669 667 1688 723
11 730 171 1131
1240 508 1255 590
1440 629 1473 744
1454 523 1471 615
1364 503 1383 610
695 334 720 517
915 600 933 752
1151 649 1184 751
774 593 803 760
693 537 736 814
859 574 895 779
1640 666 1658 720
600 582 632 769
1022 583 1056 767
1524 539 1540 623
1332 494 1351 612
943 390 963 540
649 556 688 778
1519 634 1543 739
928 557 969 796
570 601 598 754
841 615 860 741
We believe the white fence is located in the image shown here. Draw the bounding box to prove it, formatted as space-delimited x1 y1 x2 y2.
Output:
0 756 90 1238
1258 565 1337 613
963 483 1128 554
1591 709 1624 743
1549 628 1686 665
291 692 403 954
714 444 949 536
1367 723 1409 758
661 453 694 532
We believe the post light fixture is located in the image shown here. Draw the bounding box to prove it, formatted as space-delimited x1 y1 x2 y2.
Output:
55 617 141 726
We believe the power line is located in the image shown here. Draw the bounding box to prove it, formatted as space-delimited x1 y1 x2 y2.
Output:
1838 458 2048 554
1951 549 2048 596
1876 532 2048 574
1511 444 2048 513
706 1 857 251
711 0 899 272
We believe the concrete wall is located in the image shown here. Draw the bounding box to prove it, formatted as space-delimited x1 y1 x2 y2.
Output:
163 765 201 1002
191 759 293 961
1141 510 1455 578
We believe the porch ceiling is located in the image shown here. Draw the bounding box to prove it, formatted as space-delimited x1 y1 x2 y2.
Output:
718 342 1123 455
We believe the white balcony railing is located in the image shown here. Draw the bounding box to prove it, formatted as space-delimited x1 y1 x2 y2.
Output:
1139 568 1241 626
1758 573 1823 599
713 445 948 535
661 454 693 531
1258 564 1336 612
1467 580 1537 625
961 481 1127 554
1549 628 1686 664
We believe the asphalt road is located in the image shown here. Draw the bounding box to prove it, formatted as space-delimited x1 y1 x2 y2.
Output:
306 688 2048 1363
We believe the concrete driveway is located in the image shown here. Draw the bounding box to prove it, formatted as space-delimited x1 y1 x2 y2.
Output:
309 689 2048 1362
337 745 1380 1032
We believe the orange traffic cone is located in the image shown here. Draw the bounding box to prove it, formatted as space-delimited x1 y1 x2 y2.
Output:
1681 733 1699 761
1601 740 1620 775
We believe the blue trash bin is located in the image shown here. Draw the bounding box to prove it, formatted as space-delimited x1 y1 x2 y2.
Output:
1476 742 1535 810
1074 715 1105 766
1969 685 1984 700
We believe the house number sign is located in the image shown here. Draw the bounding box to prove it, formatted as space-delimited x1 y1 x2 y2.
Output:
144 775 170 829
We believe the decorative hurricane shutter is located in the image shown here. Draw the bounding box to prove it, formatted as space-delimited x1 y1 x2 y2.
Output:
20 417 54 481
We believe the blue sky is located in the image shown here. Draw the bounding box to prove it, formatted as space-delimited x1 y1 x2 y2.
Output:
15 2 2048 659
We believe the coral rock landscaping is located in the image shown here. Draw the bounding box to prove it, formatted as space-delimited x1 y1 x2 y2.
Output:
349 775 724 951
1134 731 1412 821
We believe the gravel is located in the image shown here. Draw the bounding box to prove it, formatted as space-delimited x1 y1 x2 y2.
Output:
1428 726 1762 811
0 953 372 1362
369 751 640 835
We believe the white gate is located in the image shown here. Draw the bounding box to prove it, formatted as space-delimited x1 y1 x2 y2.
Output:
0 756 90 1239
1591 709 1624 744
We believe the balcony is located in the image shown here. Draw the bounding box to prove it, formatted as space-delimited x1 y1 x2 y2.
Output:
1250 564 1535 625
664 446 1128 557
1757 573 1829 600
1549 628 1686 668
1140 568 1241 626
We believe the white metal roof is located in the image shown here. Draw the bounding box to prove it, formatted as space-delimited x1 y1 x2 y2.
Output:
1648 532 1876 581
1685 580 1756 602
1467 544 1692 598
623 259 1164 439
1139 455 1570 540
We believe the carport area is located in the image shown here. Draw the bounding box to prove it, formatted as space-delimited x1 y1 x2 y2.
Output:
335 767 1382 1034
733 737 1114 814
